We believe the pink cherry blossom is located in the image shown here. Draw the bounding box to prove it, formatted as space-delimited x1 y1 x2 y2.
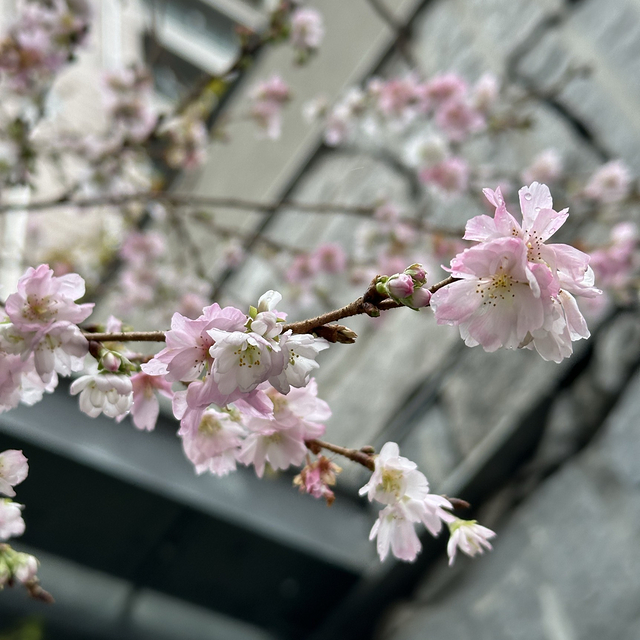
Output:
370 75 428 122
445 516 496 565
386 273 415 300
439 183 601 360
0 500 25 540
249 75 291 140
313 243 347 274
5 264 93 334
369 503 423 562
435 97 485 141
237 417 307 478
293 456 341 505
130 372 173 431
179 407 246 476
208 330 283 396
521 149 563 185
419 157 469 196
430 237 555 352
70 367 133 419
120 231 165 269
422 73 468 106
0 450 28 498
590 222 638 289
141 303 247 383
269 334 329 394
359 442 427 505
584 160 633 204
290 8 324 52
472 73 499 112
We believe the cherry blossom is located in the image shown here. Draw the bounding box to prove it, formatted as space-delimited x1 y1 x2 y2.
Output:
422 73 468 106
5 264 93 334
369 503 423 562
0 500 25 541
141 303 247 383
445 516 496 565
584 160 633 204
432 183 601 361
360 442 428 505
0 451 28 498
249 75 291 140
522 149 562 185
294 456 341 505
419 157 469 196
179 406 246 476
237 416 307 478
130 372 173 431
70 365 133 419
435 97 485 142
472 73 500 112
269 334 329 394
290 8 324 55
361 442 454 562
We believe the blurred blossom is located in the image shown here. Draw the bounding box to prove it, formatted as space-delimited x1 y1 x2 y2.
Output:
522 149 563 185
584 160 633 204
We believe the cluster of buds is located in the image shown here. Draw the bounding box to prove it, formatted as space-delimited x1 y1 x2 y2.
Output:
376 263 432 310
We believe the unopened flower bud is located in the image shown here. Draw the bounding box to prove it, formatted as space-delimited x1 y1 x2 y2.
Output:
101 352 121 373
14 553 38 584
407 287 432 309
404 263 427 286
386 273 414 299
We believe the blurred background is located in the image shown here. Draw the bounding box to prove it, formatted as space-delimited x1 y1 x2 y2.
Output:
1 0 640 639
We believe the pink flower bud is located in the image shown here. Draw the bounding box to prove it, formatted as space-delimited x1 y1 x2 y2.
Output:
101 352 121 372
386 273 414 299
405 263 427 286
408 287 432 308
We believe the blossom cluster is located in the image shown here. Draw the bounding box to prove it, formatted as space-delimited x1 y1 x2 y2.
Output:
431 182 601 362
102 66 157 143
306 72 497 191
0 450 46 596
116 230 211 324
0 0 90 94
0 264 93 412
360 443 495 564
289 7 324 61
0 450 28 541
249 75 292 140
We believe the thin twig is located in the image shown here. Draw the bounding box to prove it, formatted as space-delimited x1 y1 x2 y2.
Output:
82 331 167 342
82 275 458 343
307 439 375 471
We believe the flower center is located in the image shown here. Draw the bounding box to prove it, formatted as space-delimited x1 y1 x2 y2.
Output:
199 414 221 435
234 344 261 368
379 469 405 496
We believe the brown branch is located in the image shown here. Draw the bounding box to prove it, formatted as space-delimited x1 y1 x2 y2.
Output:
82 331 166 342
81 276 458 344
307 439 375 471
283 275 456 335
0 191 380 217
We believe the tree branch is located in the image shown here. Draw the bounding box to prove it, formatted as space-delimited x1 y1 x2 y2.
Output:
306 439 375 470
81 276 457 344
